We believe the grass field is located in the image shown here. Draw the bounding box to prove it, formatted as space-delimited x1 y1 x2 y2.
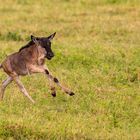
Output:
0 0 140 139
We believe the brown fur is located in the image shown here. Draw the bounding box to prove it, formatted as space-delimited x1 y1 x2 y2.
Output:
2 44 46 76
0 34 75 103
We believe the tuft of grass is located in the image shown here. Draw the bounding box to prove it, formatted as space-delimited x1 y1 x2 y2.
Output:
0 32 23 41
0 122 48 139
105 0 139 4
0 0 140 139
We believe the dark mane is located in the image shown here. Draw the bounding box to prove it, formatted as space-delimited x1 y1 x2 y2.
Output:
19 40 34 52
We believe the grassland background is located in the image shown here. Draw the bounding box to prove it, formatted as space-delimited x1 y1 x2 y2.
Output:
0 0 140 139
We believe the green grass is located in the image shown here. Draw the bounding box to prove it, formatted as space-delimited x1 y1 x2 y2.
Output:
0 0 140 139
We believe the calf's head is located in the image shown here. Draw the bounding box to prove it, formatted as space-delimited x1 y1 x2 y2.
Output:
31 32 56 60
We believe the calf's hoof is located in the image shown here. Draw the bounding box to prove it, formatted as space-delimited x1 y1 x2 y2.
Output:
51 92 56 97
69 92 75 96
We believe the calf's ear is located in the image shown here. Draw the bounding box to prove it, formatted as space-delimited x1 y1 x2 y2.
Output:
31 35 36 40
31 35 38 44
47 32 56 41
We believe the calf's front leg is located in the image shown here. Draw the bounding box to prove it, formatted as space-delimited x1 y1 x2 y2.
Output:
29 65 75 96
28 65 56 97
45 69 75 96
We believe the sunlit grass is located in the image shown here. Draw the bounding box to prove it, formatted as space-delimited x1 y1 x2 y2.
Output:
0 0 140 139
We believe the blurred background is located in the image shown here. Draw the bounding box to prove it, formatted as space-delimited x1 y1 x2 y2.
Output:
0 0 140 139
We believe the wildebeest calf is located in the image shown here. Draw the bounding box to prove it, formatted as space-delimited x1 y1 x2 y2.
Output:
0 33 75 103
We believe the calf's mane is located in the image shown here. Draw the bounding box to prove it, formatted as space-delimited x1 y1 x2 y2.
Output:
19 40 35 52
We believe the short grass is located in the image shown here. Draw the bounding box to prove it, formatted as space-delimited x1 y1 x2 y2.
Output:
0 0 140 139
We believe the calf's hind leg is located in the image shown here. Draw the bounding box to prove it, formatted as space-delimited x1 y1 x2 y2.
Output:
0 77 13 100
13 77 35 103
